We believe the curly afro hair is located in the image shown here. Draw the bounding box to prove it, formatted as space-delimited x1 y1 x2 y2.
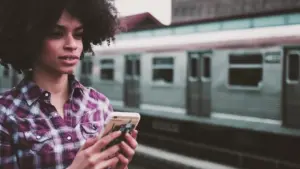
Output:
0 0 120 73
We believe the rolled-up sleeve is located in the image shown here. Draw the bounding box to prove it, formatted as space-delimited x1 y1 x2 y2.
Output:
0 115 19 169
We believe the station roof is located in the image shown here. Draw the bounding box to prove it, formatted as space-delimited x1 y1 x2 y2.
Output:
118 12 165 32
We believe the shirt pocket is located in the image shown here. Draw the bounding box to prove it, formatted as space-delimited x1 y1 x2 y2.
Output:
80 121 102 139
23 129 54 154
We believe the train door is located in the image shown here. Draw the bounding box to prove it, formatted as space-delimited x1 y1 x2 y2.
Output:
123 54 141 108
186 51 212 117
79 56 93 87
282 47 300 128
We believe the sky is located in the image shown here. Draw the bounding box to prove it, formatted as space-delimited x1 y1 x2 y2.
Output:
115 0 172 25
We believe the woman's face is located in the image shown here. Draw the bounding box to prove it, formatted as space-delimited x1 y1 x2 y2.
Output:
37 10 83 75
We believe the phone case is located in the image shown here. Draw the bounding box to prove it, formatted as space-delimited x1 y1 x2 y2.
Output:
98 112 141 149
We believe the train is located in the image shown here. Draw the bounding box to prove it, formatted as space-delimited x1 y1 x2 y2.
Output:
75 14 300 129
1 12 300 168
76 13 300 168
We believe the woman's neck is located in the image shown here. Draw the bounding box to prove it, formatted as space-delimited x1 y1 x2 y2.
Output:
32 68 69 97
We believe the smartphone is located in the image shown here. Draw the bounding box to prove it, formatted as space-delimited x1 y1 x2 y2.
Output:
97 112 141 149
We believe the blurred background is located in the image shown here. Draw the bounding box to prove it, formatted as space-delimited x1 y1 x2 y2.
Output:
2 0 300 168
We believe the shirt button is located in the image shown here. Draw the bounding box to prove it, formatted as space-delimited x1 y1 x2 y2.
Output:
67 136 72 141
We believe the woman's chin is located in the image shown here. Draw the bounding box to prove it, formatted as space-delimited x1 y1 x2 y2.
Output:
57 67 76 75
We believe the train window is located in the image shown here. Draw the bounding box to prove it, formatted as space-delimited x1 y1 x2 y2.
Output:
190 57 198 78
153 57 173 65
287 53 299 82
202 57 211 79
228 54 263 88
100 59 113 65
126 59 133 76
88 61 93 74
229 69 262 86
152 57 174 84
230 54 262 64
3 68 9 77
80 62 86 74
100 59 114 80
189 53 211 80
81 61 93 74
125 55 140 76
136 59 140 76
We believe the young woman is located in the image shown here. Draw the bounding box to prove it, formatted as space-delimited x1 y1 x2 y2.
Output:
0 0 138 169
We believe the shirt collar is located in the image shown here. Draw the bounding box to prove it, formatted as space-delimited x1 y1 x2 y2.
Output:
16 74 85 106
68 74 85 99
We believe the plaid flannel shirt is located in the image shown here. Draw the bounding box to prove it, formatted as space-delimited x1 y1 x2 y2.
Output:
0 75 113 169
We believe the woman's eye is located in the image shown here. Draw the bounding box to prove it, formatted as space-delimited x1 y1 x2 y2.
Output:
48 31 63 39
74 32 83 39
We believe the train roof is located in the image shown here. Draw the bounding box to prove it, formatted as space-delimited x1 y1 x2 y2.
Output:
93 23 300 55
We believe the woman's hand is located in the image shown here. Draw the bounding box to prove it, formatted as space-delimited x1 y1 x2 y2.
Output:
68 131 122 169
115 129 139 169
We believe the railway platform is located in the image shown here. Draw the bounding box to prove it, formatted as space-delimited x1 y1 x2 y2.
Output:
113 105 300 169
129 144 238 169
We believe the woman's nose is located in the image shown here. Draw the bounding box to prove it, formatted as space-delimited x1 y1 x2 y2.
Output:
64 34 78 51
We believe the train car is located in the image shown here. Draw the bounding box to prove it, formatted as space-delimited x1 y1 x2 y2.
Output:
79 13 300 128
76 13 300 168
